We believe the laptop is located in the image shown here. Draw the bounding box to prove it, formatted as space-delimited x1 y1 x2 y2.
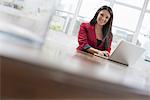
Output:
94 40 145 66
144 54 150 62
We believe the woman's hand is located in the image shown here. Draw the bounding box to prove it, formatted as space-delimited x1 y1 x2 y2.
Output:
96 50 105 57
87 47 110 57
94 50 110 59
102 51 110 57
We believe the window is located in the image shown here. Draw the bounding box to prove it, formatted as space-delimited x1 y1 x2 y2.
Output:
49 11 73 32
140 13 150 36
112 27 134 49
138 13 150 56
79 0 109 20
115 0 145 8
147 0 150 10
57 0 79 13
49 0 80 33
113 4 141 32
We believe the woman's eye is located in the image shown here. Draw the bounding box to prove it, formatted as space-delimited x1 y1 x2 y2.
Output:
106 16 110 19
100 14 103 16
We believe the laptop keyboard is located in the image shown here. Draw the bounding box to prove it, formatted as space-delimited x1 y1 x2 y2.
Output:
144 55 150 62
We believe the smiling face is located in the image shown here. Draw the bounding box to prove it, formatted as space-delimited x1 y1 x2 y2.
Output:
96 10 111 26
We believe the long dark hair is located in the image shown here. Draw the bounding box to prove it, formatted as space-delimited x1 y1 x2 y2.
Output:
90 5 113 50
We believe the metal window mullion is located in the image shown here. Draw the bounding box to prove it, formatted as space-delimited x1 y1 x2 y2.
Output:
67 0 83 35
56 9 74 15
113 25 135 33
132 0 149 44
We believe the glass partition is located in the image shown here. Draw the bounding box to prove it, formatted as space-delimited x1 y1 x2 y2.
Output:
0 0 58 46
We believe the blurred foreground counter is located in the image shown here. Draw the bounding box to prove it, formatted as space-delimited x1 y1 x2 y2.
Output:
0 31 150 99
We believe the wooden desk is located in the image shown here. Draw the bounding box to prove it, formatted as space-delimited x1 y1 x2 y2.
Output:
0 31 150 99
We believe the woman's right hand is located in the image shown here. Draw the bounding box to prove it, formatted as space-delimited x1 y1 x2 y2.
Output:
94 50 109 59
95 50 104 57
87 47 104 56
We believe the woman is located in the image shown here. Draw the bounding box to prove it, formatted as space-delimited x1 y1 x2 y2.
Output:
77 5 113 57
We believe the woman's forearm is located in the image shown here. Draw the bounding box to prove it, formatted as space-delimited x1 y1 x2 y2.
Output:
86 47 99 54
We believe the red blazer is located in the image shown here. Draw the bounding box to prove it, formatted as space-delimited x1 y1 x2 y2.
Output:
77 22 112 53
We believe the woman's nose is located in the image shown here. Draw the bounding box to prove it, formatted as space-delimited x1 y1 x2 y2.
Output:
101 17 106 21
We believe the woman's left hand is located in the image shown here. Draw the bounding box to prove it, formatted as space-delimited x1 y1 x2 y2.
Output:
102 51 110 57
